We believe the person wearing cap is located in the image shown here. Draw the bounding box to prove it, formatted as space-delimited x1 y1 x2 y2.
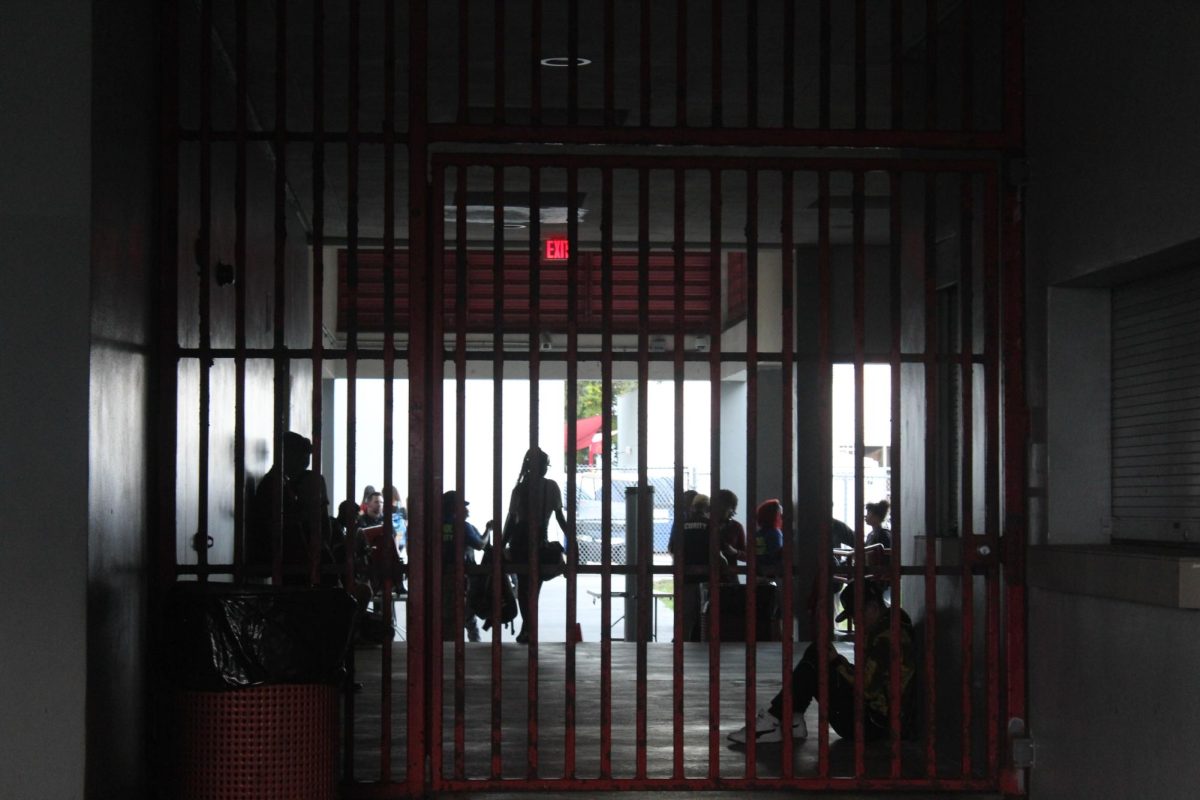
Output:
729 580 915 745
442 490 491 642
752 498 785 575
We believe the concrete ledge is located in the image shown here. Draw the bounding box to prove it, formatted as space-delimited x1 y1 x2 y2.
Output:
1028 545 1200 609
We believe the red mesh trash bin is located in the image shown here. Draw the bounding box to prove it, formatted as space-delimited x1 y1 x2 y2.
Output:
170 683 339 800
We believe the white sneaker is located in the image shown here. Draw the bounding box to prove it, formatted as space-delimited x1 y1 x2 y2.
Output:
728 708 808 744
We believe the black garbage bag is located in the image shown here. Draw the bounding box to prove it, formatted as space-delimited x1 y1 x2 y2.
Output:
163 583 358 690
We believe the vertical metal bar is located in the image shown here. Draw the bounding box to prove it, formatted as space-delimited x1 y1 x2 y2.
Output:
156 0 180 599
891 0 903 130
428 163 446 784
457 0 469 123
711 0 723 127
888 169 905 779
494 0 505 125
406 1 430 792
926 0 938 130
1003 0 1026 146
635 166 650 780
743 168 760 777
671 167 686 780
851 170 867 774
983 170 1002 779
922 172 940 778
344 0 360 532
707 168 723 778
961 0 974 132
568 0 579 125
272 0 291 590
603 0 615 127
454 166 469 781
489 165 505 781
525 165 541 779
816 169 832 776
640 0 651 126
779 169 796 775
599 166 615 780
676 0 687 127
959 171 976 780
381 0 398 780
564 166 580 779
1001 172 1029 791
855 0 867 130
531 0 542 125
819 0 831 129
233 0 248 582
746 0 758 128
783 0 795 129
197 0 212 583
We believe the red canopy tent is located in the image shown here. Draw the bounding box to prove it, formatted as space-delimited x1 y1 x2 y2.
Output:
568 415 605 465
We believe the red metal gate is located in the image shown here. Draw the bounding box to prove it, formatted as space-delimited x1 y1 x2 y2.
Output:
161 0 1027 795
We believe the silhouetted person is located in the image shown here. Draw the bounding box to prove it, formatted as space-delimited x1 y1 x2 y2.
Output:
729 580 914 745
502 447 569 644
247 431 330 584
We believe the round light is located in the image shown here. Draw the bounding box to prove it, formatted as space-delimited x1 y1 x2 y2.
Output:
539 56 592 68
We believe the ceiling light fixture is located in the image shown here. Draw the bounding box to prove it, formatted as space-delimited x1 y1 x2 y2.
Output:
540 56 592 68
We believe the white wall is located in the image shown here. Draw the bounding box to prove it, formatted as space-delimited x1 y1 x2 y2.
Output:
0 3 91 798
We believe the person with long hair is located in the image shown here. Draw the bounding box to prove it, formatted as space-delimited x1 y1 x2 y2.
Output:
502 447 570 643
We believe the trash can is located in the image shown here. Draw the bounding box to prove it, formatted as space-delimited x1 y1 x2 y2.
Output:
160 584 357 800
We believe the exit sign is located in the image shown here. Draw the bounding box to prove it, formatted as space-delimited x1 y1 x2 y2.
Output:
544 236 570 261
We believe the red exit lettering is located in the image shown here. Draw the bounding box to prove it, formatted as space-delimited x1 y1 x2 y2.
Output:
544 236 570 261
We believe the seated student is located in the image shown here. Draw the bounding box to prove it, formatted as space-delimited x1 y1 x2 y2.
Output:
729 580 914 745
440 490 491 642
247 431 330 584
752 498 785 577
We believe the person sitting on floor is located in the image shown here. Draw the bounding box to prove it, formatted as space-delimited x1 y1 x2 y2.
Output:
729 580 914 745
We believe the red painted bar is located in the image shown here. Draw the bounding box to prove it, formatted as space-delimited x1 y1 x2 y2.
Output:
706 168 723 778
489 164 506 780
778 170 796 775
742 168 760 777
635 166 650 779
819 0 831 130
983 170 1002 778
1003 0 1026 146
428 159 446 783
851 170 867 774
816 169 832 777
494 0 506 125
887 170 904 778
196 0 212 583
524 165 543 780
1001 177 1029 787
671 167 686 780
599 166 615 779
405 2 430 792
959 171 975 779
453 165 470 780
564 166 580 778
922 173 940 778
433 152 998 174
568 0 579 126
309 0 326 583
233 0 248 582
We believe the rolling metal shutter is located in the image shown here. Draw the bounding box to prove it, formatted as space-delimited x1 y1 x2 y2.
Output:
1112 266 1200 544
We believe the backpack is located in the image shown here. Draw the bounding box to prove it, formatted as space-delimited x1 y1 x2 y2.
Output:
467 542 518 628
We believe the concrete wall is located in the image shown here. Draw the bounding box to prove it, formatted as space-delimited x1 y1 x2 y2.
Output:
1026 1 1200 796
0 4 91 798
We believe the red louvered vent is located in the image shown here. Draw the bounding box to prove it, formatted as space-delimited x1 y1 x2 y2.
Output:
337 250 747 334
